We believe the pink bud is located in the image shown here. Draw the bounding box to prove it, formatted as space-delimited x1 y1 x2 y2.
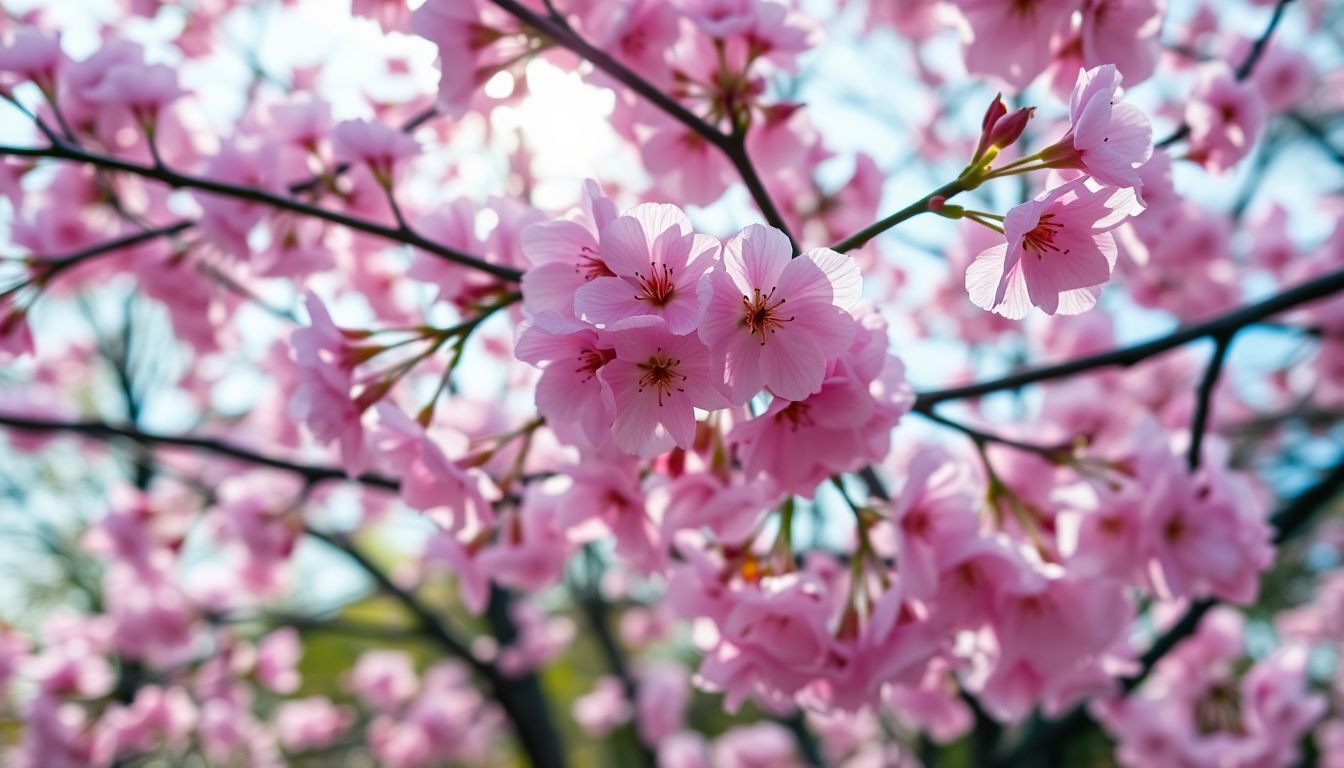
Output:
981 93 1008 131
928 196 946 212
989 106 1035 150
972 94 1011 164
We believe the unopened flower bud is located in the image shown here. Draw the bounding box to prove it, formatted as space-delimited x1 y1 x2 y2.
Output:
981 93 1008 132
989 106 1035 150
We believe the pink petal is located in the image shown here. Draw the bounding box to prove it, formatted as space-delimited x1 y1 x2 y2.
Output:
574 276 645 327
776 248 862 309
966 242 1009 312
521 219 596 267
760 332 826 401
723 223 790 291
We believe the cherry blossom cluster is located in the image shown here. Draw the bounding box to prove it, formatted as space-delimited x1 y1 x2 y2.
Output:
0 0 1341 766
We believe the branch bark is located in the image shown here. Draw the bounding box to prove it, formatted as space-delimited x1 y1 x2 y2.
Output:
914 267 1344 408
0 141 521 282
0 413 401 490
487 0 797 251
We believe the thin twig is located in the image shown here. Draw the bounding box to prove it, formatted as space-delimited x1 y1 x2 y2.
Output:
913 407 1072 460
1186 334 1235 469
1157 0 1294 148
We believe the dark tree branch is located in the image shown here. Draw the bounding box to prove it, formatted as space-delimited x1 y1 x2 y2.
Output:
483 586 570 768
1187 334 1235 469
1285 111 1344 165
914 267 1344 408
574 552 656 767
0 413 401 490
0 141 522 282
1157 0 1294 148
307 531 568 768
912 407 1073 460
17 220 195 280
487 0 797 251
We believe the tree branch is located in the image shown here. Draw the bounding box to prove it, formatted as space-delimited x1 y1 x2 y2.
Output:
914 267 1344 409
21 220 195 279
1157 0 1294 148
912 407 1073 460
0 413 401 490
0 141 522 282
306 530 568 768
1186 334 1235 469
487 0 797 251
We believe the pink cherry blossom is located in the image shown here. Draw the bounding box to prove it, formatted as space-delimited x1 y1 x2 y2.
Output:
520 180 620 318
410 0 527 117
950 0 1080 89
331 118 421 186
966 179 1141 318
1186 66 1267 174
728 310 912 496
1247 43 1316 114
83 60 184 126
290 292 368 475
347 650 419 712
515 313 616 445
572 676 632 736
597 316 727 457
275 697 354 752
1079 0 1164 86
574 203 719 334
636 662 691 746
888 449 984 601
0 29 61 91
697 224 861 402
352 0 412 32
371 404 500 533
1143 449 1274 604
1039 65 1154 189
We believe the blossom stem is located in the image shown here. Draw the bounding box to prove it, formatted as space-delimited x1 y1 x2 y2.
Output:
831 176 974 253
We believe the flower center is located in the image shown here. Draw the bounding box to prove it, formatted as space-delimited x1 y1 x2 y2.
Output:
1023 214 1066 259
772 401 813 430
575 347 616 382
574 245 614 281
634 263 676 306
740 287 793 344
637 349 686 406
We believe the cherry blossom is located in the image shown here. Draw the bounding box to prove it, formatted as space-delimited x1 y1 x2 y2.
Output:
966 178 1141 318
697 223 862 402
0 1 1337 766
573 204 719 334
